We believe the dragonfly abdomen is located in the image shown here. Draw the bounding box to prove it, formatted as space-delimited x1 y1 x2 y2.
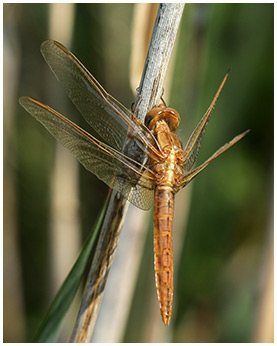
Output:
153 185 174 325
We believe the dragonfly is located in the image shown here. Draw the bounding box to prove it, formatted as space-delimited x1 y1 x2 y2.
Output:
19 40 249 326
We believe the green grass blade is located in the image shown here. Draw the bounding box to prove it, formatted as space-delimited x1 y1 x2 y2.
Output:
33 199 108 342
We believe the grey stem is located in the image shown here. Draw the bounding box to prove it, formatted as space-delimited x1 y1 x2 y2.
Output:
70 3 184 343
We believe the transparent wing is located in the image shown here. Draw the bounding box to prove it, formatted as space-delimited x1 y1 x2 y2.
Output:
183 71 230 172
178 130 250 190
40 40 159 158
19 96 155 210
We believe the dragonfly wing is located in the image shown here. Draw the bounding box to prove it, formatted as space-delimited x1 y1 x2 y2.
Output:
179 130 250 190
19 96 155 210
40 40 153 155
127 173 155 211
183 71 230 171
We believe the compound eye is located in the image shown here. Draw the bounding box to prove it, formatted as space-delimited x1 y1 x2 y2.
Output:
144 105 165 130
166 108 180 131
144 105 180 131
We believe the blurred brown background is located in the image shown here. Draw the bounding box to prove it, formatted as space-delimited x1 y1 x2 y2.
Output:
3 3 273 342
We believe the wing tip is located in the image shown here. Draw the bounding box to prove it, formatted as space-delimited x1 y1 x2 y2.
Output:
40 39 69 56
238 129 251 140
40 39 52 52
18 95 31 106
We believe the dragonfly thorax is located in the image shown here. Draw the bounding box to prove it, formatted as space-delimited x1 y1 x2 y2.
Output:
145 104 180 131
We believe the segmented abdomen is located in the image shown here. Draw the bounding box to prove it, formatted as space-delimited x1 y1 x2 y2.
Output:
153 185 174 325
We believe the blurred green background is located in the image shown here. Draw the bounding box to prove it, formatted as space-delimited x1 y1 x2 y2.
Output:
4 3 273 342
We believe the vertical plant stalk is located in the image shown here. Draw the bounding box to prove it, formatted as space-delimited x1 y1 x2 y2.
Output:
70 3 184 343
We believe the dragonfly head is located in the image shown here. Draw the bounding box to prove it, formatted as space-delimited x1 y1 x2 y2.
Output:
145 104 180 132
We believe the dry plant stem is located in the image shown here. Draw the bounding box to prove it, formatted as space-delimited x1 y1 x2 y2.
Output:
134 3 185 121
70 192 129 342
70 3 184 343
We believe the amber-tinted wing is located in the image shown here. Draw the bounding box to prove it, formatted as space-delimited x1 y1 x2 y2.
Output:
19 96 155 210
40 40 159 158
183 71 230 172
178 130 250 190
179 70 249 189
